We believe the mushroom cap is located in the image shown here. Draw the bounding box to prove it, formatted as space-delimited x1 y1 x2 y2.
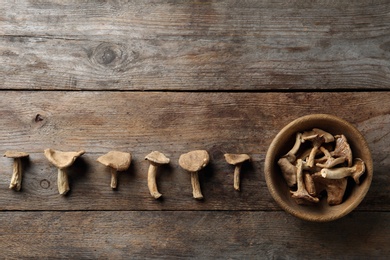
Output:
332 134 353 167
353 158 365 175
224 153 250 165
44 149 85 169
145 151 170 165
302 128 334 143
278 157 297 187
4 151 29 158
312 174 348 205
179 150 209 172
313 128 335 143
97 151 131 171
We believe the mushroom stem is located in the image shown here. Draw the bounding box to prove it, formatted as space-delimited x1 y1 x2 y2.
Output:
316 157 346 169
9 158 22 191
304 172 316 196
58 168 70 195
320 159 365 184
284 133 303 162
305 130 334 167
290 159 319 203
295 160 304 191
110 168 118 189
307 144 320 168
233 163 242 191
147 163 162 199
315 146 346 168
191 171 203 200
321 168 353 179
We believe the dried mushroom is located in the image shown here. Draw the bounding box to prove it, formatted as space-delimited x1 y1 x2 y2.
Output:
97 151 131 189
224 153 251 191
331 135 353 167
304 172 316 197
44 149 85 195
277 157 297 187
278 128 366 206
145 151 170 199
290 159 319 204
312 174 348 205
302 128 334 167
179 150 209 200
283 133 303 163
315 146 346 169
320 158 365 184
4 151 29 191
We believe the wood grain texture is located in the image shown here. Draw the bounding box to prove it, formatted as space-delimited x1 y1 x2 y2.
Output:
0 211 389 259
1 1 390 258
0 91 388 211
1 0 390 90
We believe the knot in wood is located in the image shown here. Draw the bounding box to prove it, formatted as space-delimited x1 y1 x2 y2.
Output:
35 114 44 122
91 42 137 72
100 48 116 65
40 179 50 189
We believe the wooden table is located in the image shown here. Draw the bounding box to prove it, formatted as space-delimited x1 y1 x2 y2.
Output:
1 1 389 258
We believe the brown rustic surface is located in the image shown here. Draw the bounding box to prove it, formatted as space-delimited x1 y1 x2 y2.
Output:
1 211 390 259
1 0 390 258
1 0 390 91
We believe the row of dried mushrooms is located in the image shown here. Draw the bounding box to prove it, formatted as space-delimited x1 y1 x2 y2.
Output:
278 128 366 205
3 149 251 199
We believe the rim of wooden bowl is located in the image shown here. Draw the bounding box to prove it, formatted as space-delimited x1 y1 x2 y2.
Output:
264 114 373 222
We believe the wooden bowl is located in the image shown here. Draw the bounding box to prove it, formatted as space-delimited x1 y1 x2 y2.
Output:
264 114 373 222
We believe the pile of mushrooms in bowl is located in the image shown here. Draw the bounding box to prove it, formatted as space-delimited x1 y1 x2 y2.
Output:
264 114 373 222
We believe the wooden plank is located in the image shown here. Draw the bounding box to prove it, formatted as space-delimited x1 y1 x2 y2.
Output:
0 91 388 211
1 0 390 90
0 211 388 259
